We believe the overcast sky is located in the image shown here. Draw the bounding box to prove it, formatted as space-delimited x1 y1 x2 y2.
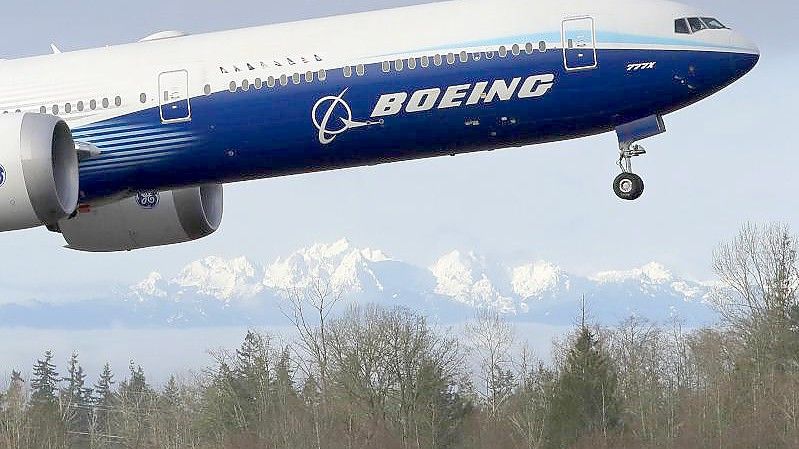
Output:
0 0 795 299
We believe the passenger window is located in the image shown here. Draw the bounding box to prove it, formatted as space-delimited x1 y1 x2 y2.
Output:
229 81 237 92
356 64 365 76
459 51 468 63
242 79 250 91
485 51 494 59
525 43 534 54
305 71 313 82
538 41 547 52
115 96 122 107
421 55 430 68
291 73 301 84
687 17 707 33
343 66 353 78
90 100 97 110
512 44 521 56
675 18 690 34
394 59 404 71
472 52 481 61
498 46 508 57
382 61 391 73
279 74 288 86
267 76 276 88
318 69 327 81
254 78 263 89
204 84 212 95
40 106 46 114
77 101 84 112
102 98 110 108
434 54 443 66
407 58 417 70
446 53 455 64
140 93 147 103
52 105 59 114
65 103 72 114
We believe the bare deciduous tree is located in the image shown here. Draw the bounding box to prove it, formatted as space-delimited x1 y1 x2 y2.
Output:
466 310 515 419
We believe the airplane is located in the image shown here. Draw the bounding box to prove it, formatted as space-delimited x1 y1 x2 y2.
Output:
0 0 758 252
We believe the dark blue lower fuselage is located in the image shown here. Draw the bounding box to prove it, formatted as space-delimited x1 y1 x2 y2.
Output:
73 48 758 202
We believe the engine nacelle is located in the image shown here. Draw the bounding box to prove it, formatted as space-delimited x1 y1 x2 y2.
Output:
0 113 79 231
58 184 223 252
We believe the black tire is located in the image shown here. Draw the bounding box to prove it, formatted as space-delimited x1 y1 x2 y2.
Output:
613 173 645 201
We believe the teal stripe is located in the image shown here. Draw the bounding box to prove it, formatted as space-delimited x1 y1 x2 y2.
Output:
371 31 748 58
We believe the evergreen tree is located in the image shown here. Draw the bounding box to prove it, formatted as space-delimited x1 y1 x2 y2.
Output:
119 361 149 398
29 351 67 448
234 330 272 430
547 326 621 448
92 362 116 438
2 371 27 449
62 352 93 448
30 351 59 405
4 370 26 412
63 352 93 406
94 363 116 407
117 362 153 447
273 346 295 398
162 375 181 408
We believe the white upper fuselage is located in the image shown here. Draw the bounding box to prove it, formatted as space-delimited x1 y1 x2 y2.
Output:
0 0 759 203
0 0 755 128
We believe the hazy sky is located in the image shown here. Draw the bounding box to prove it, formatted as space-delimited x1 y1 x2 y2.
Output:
0 0 795 298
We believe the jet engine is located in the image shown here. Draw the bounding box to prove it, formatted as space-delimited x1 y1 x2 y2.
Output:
57 184 223 252
0 113 79 231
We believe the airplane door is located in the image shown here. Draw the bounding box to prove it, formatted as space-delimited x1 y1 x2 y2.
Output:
562 17 598 71
159 70 191 123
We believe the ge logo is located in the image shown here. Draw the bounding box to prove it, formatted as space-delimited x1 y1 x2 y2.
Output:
135 191 160 209
0 165 5 188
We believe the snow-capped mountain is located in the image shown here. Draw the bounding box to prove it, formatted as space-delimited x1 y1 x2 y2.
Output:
0 239 718 329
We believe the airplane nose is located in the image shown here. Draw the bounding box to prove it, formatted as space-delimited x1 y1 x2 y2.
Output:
730 31 760 56
729 32 760 78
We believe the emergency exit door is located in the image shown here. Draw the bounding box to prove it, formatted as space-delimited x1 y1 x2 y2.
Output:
562 17 598 71
159 70 191 123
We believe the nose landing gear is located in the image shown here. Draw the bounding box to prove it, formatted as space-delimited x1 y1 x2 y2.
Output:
614 144 646 201
612 115 666 201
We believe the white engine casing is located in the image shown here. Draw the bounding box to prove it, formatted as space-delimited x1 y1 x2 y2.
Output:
0 113 79 231
58 184 223 252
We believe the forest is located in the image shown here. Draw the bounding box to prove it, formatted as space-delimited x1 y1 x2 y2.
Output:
1 223 798 449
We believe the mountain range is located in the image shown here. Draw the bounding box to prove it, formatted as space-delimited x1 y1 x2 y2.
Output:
0 239 718 329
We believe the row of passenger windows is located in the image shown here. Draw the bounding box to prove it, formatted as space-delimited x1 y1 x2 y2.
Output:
1 95 131 116
42 96 123 115
3 41 552 112
382 42 547 73
225 68 331 92
227 41 548 93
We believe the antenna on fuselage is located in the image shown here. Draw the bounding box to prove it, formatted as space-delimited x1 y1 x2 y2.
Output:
50 44 62 54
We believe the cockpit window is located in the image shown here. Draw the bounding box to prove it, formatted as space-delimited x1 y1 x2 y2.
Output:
701 17 727 29
676 17 729 34
675 19 690 34
687 17 707 33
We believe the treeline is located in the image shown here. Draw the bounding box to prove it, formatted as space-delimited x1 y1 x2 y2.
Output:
2 223 799 449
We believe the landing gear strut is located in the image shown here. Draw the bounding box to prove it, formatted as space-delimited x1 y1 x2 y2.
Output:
613 144 646 201
612 115 666 201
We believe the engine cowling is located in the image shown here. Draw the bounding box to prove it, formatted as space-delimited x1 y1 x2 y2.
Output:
0 113 79 231
57 184 223 252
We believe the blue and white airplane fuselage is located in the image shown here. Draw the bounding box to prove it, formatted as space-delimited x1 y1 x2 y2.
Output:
0 0 758 251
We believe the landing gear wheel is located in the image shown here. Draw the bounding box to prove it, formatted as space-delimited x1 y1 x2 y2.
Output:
613 173 645 201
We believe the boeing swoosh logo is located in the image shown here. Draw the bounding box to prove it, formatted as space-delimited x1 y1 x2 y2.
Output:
312 89 382 145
